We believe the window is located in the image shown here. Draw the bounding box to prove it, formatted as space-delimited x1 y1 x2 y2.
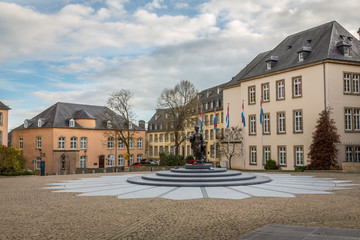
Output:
107 137 114 149
353 74 360 94
149 146 153 156
354 109 360 131
187 145 190 155
129 138 133 149
170 133 174 141
58 137 65 149
154 146 158 156
344 73 351 93
263 114 270 134
248 86 256 104
262 83 270 102
249 115 256 135
107 120 112 129
80 137 87 149
292 77 302 98
24 120 29 128
160 146 163 153
294 146 303 166
154 134 158 142
170 146 174 155
137 138 143 149
277 112 286 134
35 157 41 169
19 138 23 150
210 101 213 109
205 130 209 140
36 137 41 149
165 146 169 154
69 119 75 128
70 137 77 149
165 134 169 142
149 134 153 142
293 110 303 133
345 108 360 132
129 155 133 165
118 139 124 149
346 146 360 162
276 80 285 100
210 145 214 157
210 114 213 124
345 109 353 131
159 134 163 142
344 46 350 57
298 52 304 62
80 156 86 168
250 146 257 164
0 131 3 145
118 155 124 166
278 146 286 166
205 115 209 125
137 154 142 162
266 61 271 70
263 146 271 165
210 129 214 140
107 155 114 167
38 119 42 127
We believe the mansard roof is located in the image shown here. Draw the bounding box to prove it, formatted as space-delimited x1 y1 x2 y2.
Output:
0 101 10 110
225 21 360 87
15 102 143 130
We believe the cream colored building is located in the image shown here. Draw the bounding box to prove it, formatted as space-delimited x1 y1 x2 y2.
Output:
223 21 360 170
0 101 10 146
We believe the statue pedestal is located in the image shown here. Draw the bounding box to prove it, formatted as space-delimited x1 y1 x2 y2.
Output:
185 163 213 169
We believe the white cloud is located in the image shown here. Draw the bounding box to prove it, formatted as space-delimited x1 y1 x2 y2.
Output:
144 0 167 10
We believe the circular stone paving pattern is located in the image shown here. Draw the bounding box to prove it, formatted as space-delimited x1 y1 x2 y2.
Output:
44 172 358 200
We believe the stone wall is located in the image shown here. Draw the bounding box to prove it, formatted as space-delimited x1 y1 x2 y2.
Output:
342 162 360 173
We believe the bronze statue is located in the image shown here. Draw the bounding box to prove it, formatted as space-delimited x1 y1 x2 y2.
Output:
188 125 206 163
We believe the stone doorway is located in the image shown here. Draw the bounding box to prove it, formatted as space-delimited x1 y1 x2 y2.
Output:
99 155 105 168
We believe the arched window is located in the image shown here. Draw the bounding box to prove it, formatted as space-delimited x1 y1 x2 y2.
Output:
107 120 112 129
80 156 86 168
69 119 75 128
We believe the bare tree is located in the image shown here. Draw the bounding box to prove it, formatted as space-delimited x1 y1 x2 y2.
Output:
157 80 199 156
220 126 243 169
106 89 137 166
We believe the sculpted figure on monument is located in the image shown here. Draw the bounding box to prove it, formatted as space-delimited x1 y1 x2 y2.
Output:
188 125 206 163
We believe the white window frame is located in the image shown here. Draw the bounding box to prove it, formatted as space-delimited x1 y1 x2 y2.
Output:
345 109 353 131
80 137 87 149
36 137 41 149
19 138 23 150
107 154 114 167
80 156 86 168
250 146 257 164
107 137 114 149
69 119 75 128
293 77 302 97
118 155 124 166
355 147 360 162
263 114 270 134
70 137 77 149
295 146 304 166
129 138 133 149
277 112 286 134
353 74 359 94
38 119 42 128
266 61 271 70
137 138 143 149
263 146 271 164
249 115 256 135
344 73 351 93
58 137 65 149
129 155 133 165
277 80 285 100
298 52 304 62
137 154 142 162
249 86 256 104
346 146 353 162
294 110 303 133
278 146 286 166
0 112 2 125
262 83 269 102
354 109 360 131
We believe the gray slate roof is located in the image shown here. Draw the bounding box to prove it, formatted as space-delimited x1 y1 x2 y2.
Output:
225 21 360 87
15 102 144 131
0 101 10 110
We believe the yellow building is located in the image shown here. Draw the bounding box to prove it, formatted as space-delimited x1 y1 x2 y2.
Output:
11 102 146 175
0 101 10 146
223 21 360 170
147 84 226 166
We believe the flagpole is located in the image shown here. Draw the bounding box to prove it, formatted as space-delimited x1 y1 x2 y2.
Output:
242 100 245 170
214 108 216 169
227 103 230 169
261 97 264 170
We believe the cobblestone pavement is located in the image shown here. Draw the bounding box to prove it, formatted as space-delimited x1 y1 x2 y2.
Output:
1 171 360 240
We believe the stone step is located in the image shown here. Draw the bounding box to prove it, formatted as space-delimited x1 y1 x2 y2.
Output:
157 170 242 178
142 173 255 182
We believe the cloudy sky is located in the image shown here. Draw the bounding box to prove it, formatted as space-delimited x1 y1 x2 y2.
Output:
0 0 359 130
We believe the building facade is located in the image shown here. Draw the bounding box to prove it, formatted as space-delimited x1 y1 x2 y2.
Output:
0 101 10 146
11 102 146 175
223 21 360 170
147 84 226 166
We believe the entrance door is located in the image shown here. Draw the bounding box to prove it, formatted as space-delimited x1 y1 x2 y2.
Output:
99 155 105 168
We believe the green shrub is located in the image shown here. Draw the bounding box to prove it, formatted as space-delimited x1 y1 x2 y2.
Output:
295 166 307 172
0 145 26 173
159 153 183 166
0 169 33 176
264 159 279 170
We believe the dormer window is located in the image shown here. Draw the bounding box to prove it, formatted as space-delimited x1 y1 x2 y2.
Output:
155 114 158 120
297 46 311 62
107 120 112 129
165 113 168 119
265 55 278 70
24 120 29 128
69 119 75 128
206 91 210 97
38 119 42 127
217 88 221 94
129 122 133 129
336 41 351 57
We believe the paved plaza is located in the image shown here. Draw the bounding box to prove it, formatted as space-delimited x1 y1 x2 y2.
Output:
1 171 360 239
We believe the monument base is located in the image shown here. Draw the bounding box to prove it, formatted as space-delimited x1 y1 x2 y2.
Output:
185 163 213 169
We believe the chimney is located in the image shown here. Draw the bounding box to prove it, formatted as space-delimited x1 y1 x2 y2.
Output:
138 120 145 129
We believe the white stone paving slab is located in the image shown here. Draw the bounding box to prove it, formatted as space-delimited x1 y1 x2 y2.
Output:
46 173 357 200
